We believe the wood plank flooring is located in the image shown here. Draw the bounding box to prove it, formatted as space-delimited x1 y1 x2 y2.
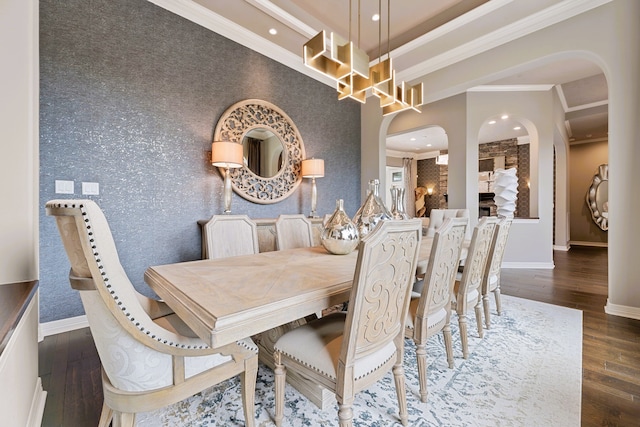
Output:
39 246 640 426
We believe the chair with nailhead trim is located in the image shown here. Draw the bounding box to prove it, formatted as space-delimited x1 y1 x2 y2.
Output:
46 199 258 427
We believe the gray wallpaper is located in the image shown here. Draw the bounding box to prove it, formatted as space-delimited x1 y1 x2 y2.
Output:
39 0 361 322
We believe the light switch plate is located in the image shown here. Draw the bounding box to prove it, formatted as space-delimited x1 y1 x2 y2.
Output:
82 182 100 195
55 180 74 194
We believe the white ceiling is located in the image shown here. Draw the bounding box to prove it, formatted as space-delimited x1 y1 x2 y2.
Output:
172 0 608 153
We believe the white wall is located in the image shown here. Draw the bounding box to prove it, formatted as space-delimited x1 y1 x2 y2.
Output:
1 0 39 283
0 1 44 424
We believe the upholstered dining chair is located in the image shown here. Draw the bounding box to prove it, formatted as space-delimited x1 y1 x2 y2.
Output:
426 208 470 238
273 219 422 427
46 200 258 427
274 214 315 250
481 217 513 329
405 217 467 402
203 214 259 259
453 216 498 359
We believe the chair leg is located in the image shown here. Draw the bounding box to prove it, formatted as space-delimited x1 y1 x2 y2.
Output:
97 401 113 427
474 301 484 339
111 411 135 427
483 294 492 329
443 325 455 369
458 314 469 359
241 356 258 427
274 353 286 427
338 401 354 427
415 342 429 402
392 363 409 426
494 288 502 315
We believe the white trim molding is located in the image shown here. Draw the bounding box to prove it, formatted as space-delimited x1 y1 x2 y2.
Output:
502 261 555 269
605 300 640 320
40 315 88 338
553 244 571 251
569 240 608 247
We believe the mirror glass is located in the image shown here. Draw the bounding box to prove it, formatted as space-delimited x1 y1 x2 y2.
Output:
242 128 284 178
596 180 608 219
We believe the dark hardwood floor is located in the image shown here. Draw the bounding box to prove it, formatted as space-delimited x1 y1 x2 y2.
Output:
39 246 640 426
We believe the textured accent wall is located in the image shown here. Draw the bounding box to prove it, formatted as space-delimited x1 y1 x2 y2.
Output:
39 0 361 322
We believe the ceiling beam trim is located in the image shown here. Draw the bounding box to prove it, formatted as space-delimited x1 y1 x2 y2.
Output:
398 0 613 83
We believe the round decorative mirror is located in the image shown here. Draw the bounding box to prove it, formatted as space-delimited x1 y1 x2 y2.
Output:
214 99 305 204
243 128 284 178
586 164 608 231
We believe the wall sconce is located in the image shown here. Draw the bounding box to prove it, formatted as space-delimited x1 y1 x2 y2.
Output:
211 141 243 214
427 187 434 196
301 158 324 218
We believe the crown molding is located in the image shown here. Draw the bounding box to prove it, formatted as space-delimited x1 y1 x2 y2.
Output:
468 84 554 92
398 0 612 83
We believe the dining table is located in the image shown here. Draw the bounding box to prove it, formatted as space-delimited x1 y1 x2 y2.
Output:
144 234 465 408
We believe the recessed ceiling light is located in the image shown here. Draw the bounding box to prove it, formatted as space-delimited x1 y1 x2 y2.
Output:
488 120 497 125
426 143 432 147
410 137 416 141
372 14 380 21
501 114 509 120
513 126 521 130
269 28 277 35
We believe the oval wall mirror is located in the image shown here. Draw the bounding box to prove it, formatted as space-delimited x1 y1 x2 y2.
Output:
214 99 305 204
586 163 608 231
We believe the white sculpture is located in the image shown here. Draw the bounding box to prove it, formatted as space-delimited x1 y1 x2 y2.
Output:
493 168 518 218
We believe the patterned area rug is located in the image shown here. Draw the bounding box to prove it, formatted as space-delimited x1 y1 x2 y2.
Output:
136 295 582 426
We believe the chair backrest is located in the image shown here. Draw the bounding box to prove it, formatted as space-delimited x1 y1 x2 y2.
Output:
275 214 314 250
456 216 498 312
483 217 513 286
415 217 467 321
340 219 422 372
427 208 470 238
46 200 212 392
203 215 259 259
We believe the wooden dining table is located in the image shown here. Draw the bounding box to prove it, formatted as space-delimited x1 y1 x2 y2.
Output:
144 235 460 408
145 238 440 349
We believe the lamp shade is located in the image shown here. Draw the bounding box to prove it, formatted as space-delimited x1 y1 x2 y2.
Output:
211 141 243 168
301 158 324 178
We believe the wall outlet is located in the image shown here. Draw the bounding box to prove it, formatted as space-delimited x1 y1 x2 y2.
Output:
82 182 100 195
55 180 74 194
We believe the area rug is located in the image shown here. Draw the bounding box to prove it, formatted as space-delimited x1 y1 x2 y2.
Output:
136 295 582 426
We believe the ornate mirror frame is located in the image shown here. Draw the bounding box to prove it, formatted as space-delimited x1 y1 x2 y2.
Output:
586 163 608 231
214 99 305 204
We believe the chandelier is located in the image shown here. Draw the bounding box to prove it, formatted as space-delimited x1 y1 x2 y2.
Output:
303 0 423 115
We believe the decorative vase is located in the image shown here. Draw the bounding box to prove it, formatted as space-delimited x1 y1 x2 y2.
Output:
321 199 359 255
353 179 391 238
493 168 518 218
390 186 409 219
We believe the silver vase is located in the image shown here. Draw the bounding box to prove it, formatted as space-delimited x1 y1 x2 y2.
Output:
321 199 359 255
353 179 391 238
390 186 409 219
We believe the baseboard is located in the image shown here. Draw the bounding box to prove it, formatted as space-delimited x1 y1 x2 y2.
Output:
502 261 555 269
553 245 570 251
26 378 47 427
40 315 88 338
569 240 608 248
605 300 640 320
